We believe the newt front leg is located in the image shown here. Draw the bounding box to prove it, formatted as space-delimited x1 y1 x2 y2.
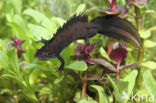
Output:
57 55 65 72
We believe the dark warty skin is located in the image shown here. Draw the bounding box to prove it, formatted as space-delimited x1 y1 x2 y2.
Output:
35 14 141 71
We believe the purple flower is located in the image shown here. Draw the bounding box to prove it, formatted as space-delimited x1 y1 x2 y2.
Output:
109 42 128 64
74 43 96 62
12 37 25 57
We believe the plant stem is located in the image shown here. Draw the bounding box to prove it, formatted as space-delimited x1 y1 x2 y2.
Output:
81 69 88 98
134 6 144 63
115 61 120 83
134 5 144 89
135 6 142 31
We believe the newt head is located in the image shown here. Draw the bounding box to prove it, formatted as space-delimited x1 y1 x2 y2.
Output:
35 43 57 60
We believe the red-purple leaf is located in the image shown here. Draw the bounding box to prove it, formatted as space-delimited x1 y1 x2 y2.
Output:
74 43 96 62
88 58 117 72
86 44 96 54
120 62 140 70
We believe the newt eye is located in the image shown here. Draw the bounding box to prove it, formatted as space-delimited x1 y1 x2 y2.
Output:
42 52 48 55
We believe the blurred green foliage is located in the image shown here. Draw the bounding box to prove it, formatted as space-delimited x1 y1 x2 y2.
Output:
0 0 156 103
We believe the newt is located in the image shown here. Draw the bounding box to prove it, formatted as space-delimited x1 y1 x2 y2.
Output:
35 14 141 71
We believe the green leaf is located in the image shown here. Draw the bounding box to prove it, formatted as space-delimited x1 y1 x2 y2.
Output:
143 70 156 102
23 9 60 34
52 17 66 26
23 9 47 23
107 75 121 102
139 30 151 39
28 24 52 41
41 18 56 34
148 26 156 31
13 15 27 34
122 70 138 103
1 74 25 88
117 80 128 95
144 40 156 48
144 10 156 15
8 49 23 81
54 76 64 84
74 4 86 15
142 61 156 70
23 48 35 62
61 46 71 65
0 51 9 70
66 61 87 71
8 22 26 39
77 98 97 103
90 85 109 103
0 88 13 95
99 47 111 61
24 64 52 72
9 0 22 14
107 70 138 103
8 49 19 72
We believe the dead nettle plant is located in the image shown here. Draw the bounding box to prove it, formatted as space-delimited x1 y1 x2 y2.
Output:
71 0 142 99
74 41 139 98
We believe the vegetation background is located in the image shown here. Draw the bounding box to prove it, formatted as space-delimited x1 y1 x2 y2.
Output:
0 0 156 103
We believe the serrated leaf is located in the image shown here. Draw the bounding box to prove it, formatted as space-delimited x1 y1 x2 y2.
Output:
9 0 22 14
23 9 59 34
8 22 26 39
74 4 86 15
52 17 66 26
41 18 55 34
28 24 52 41
90 85 109 103
142 61 156 70
13 15 27 34
66 61 87 71
144 40 156 48
23 9 47 23
139 30 151 39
